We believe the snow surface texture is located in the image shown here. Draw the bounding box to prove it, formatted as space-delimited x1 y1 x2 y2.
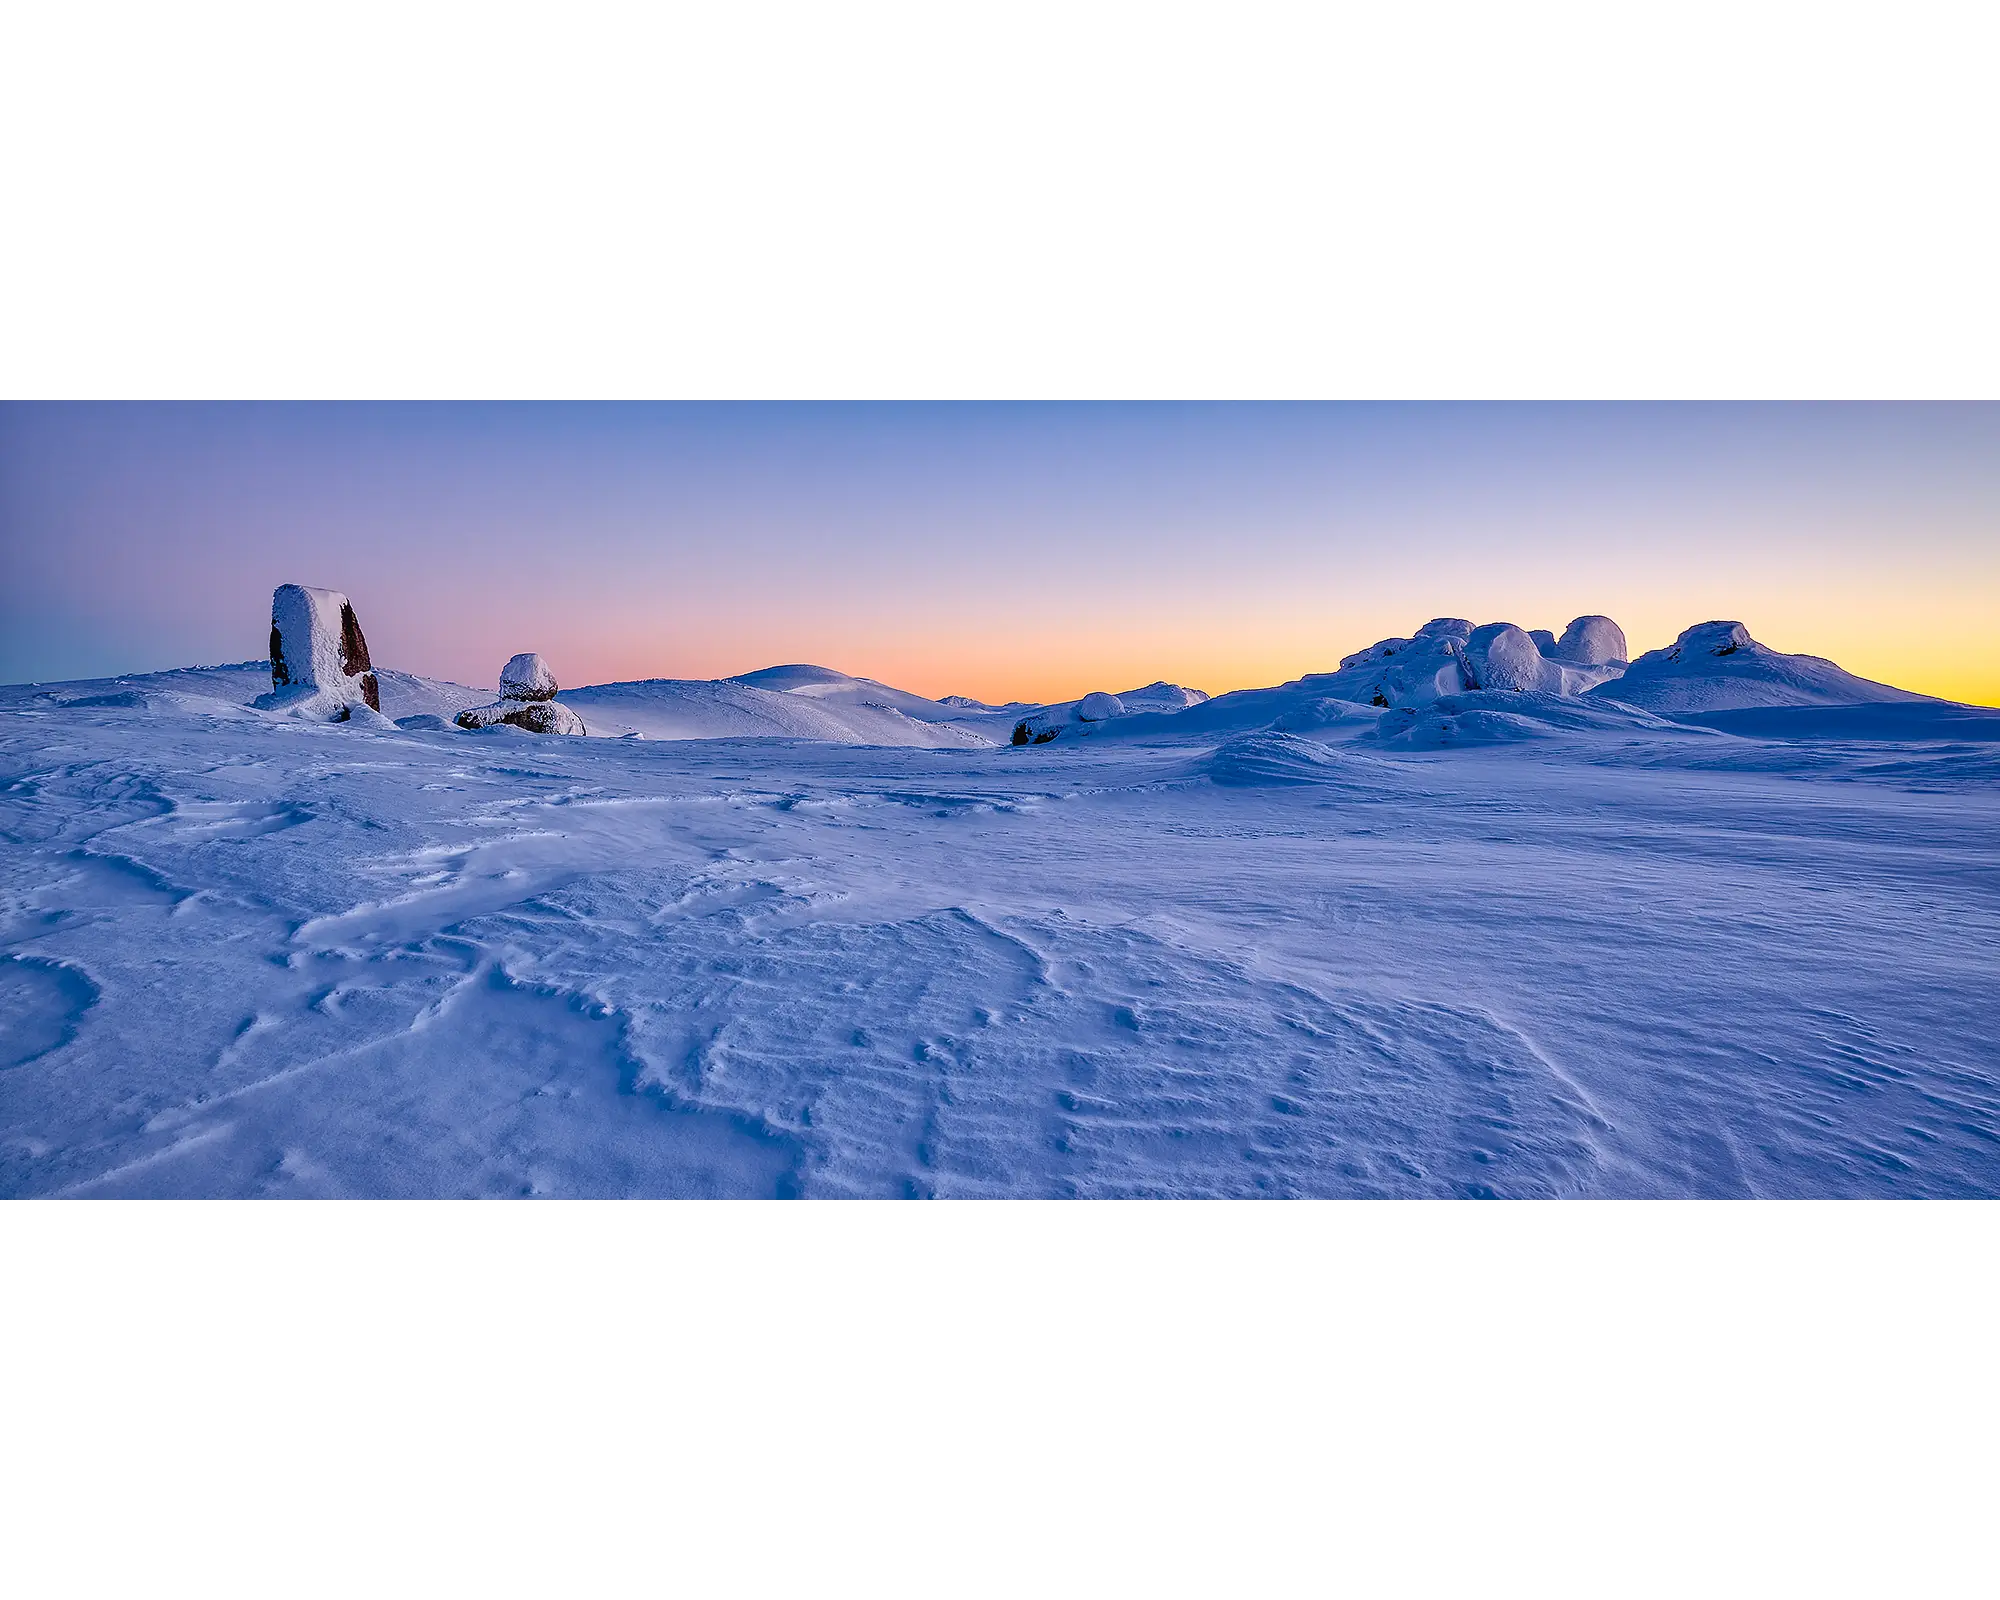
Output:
3 623 1997 1198
456 653 587 735
256 585 383 722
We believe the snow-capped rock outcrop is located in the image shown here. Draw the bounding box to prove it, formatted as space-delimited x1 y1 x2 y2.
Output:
1593 621 1926 713
1324 615 1628 707
253 584 383 721
1074 613 1633 744
456 654 587 735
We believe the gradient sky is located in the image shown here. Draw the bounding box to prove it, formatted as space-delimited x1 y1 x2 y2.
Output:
3 402 1997 706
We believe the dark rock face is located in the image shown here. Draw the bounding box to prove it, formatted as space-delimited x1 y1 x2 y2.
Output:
339 603 380 710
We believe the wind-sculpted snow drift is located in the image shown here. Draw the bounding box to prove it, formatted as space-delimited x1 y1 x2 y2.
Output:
4 608 1996 1198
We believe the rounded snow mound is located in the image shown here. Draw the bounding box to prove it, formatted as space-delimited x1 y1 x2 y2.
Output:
1200 731 1384 787
1076 691 1124 722
1596 621 1926 713
499 652 559 701
1549 615 1628 666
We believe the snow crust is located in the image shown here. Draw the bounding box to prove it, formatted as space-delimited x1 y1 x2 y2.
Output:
5 662 1996 1199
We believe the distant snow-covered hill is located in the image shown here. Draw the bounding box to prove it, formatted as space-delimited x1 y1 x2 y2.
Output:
725 663 972 722
564 675 991 747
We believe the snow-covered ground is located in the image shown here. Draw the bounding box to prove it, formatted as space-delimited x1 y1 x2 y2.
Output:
4 633 1996 1198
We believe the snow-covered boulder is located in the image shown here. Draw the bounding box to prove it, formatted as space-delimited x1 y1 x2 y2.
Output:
455 653 587 735
1463 623 1564 693
253 584 382 721
1548 615 1628 666
498 652 559 702
1076 691 1124 722
457 699 587 735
